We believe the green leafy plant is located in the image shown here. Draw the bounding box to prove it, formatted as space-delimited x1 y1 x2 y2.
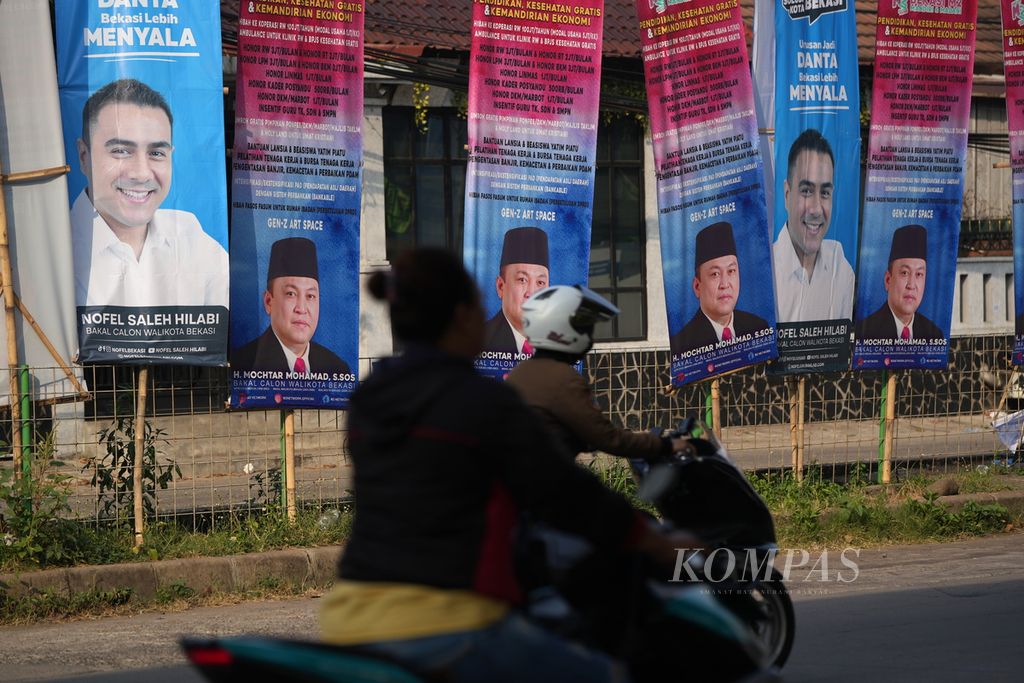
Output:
84 416 180 521
156 579 195 604
246 465 282 509
0 435 86 567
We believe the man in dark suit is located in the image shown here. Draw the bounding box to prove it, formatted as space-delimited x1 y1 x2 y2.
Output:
483 226 549 355
232 237 351 374
669 221 770 352
855 224 944 341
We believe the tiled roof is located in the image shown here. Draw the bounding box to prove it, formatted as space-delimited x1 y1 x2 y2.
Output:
221 1 1005 72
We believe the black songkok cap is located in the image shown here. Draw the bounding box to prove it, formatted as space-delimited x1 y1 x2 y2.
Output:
694 221 737 270
267 237 318 287
888 224 928 263
499 227 549 269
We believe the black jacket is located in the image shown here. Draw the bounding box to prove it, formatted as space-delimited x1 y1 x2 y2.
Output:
855 304 944 341
339 345 640 603
669 309 770 352
232 327 351 374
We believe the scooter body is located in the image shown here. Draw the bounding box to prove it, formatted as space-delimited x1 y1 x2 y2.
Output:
629 419 795 667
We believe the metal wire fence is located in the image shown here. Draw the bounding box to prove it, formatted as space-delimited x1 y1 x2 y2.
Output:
0 334 1018 533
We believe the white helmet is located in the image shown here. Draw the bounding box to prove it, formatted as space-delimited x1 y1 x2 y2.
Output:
520 285 619 354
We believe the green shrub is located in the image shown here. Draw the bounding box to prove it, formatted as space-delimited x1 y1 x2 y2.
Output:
0 435 91 568
84 416 181 522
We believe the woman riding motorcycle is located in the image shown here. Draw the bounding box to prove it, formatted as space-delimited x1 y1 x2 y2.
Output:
319 249 703 683
506 285 693 462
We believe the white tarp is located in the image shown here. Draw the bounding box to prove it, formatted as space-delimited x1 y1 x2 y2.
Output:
0 0 82 404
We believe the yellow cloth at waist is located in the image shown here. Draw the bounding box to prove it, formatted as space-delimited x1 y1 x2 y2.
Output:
320 581 510 645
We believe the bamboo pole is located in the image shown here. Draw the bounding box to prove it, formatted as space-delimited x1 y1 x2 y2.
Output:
133 366 149 547
1 164 70 184
882 372 897 485
14 292 90 399
880 374 897 485
282 409 296 521
797 376 807 483
710 378 722 439
0 157 23 474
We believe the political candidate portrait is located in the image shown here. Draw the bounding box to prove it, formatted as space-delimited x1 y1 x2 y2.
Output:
670 221 771 351
71 78 228 309
772 128 855 323
232 237 351 375
855 224 944 341
483 226 550 355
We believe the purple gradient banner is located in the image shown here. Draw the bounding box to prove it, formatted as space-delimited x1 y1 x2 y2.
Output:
464 0 603 379
636 0 777 386
852 0 977 371
228 2 364 409
1004 0 1024 363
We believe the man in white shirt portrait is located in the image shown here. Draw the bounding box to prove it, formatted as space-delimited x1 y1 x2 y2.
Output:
772 128 854 323
71 78 228 309
231 237 351 376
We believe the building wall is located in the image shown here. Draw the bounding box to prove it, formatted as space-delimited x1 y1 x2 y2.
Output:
964 97 1011 220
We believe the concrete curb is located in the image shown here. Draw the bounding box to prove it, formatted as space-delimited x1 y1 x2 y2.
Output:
939 489 1024 517
0 545 343 601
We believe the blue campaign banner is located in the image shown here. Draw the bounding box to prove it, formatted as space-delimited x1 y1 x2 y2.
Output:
852 1 977 371
227 4 364 410
55 0 229 365
770 0 860 374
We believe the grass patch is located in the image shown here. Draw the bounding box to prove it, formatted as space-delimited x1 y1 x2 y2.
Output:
591 458 1020 548
0 506 352 574
0 578 320 625
0 586 134 624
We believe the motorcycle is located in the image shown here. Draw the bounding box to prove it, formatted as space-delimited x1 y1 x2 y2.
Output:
181 418 786 682
628 418 796 668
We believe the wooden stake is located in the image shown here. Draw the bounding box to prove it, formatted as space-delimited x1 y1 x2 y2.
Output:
788 378 799 475
133 366 149 547
283 410 296 522
882 372 897 484
881 372 897 485
710 378 722 439
797 376 807 482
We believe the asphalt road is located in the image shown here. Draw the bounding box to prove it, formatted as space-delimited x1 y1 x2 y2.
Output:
3 533 1022 682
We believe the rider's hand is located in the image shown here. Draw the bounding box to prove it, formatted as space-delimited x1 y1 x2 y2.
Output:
670 437 696 457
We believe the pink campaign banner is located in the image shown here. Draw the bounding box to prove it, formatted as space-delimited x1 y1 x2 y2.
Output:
464 0 605 378
1004 0 1024 361
852 0 977 370
636 0 776 386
